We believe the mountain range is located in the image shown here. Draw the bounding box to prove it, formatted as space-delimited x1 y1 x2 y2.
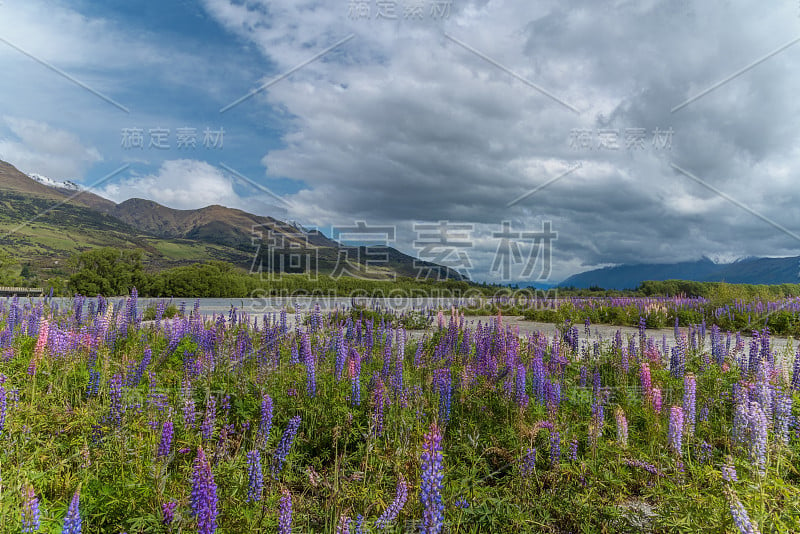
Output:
0 159 464 282
559 256 800 289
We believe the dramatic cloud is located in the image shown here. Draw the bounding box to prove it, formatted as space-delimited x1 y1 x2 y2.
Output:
203 0 800 282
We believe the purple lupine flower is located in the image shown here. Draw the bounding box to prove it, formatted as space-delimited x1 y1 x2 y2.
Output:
305 345 317 399
668 406 684 456
21 483 40 533
591 402 604 436
162 501 177 526
620 346 629 375
652 388 662 414
545 379 561 415
774 388 793 446
335 327 347 381
623 458 664 477
157 420 174 458
336 514 351 534
791 349 800 392
349 348 362 406
615 406 628 448
570 438 578 461
257 393 273 449
190 447 218 534
683 374 696 437
353 515 364 534
246 450 263 503
519 447 536 477
62 489 81 534
434 369 452 425
374 475 408 529
515 364 529 408
108 374 124 429
721 462 738 483
747 401 768 474
550 431 561 468
278 488 292 534
272 416 302 477
181 378 197 428
420 422 444 534
0 382 6 438
726 488 762 534
201 396 216 441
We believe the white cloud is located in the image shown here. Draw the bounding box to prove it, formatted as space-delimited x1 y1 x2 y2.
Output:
0 117 102 179
99 159 240 210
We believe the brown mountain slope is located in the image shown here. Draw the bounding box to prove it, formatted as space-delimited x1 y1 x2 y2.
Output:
0 159 466 281
0 160 116 211
107 199 336 250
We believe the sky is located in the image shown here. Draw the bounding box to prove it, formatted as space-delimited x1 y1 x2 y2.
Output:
0 0 799 284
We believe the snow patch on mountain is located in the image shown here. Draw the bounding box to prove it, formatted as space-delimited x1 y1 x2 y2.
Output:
27 173 82 192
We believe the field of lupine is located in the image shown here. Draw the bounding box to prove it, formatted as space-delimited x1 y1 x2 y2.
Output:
463 293 800 336
0 292 799 533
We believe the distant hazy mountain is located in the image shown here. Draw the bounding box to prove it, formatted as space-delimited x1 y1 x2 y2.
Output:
560 256 800 289
0 159 465 281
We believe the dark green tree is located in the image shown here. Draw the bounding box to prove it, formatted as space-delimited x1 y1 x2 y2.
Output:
68 248 148 296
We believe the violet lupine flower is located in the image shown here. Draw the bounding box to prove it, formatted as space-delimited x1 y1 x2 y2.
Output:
257 393 273 449
201 396 216 441
157 420 174 458
623 458 665 477
683 374 696 437
305 346 317 399
550 431 561 468
21 483 40 533
668 406 684 456
353 515 364 534
515 364 529 408
652 388 663 414
435 369 452 426
620 346 629 375
278 488 292 534
335 327 347 381
246 450 263 503
272 416 302 477
791 349 800 392
747 401 768 474
726 488 762 534
108 374 124 429
520 447 536 477
349 348 362 407
162 501 177 526
774 388 793 446
0 383 6 438
721 462 738 483
336 514 351 534
615 406 628 448
420 422 445 534
670 346 685 379
374 475 408 529
570 439 578 461
190 447 218 534
62 489 81 534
